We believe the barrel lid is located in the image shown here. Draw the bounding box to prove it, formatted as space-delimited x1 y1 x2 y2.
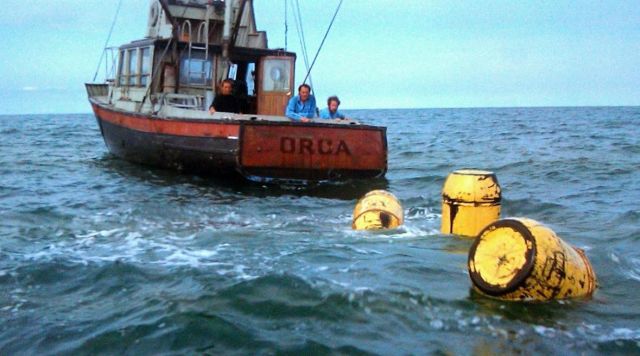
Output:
468 219 536 296
442 169 501 203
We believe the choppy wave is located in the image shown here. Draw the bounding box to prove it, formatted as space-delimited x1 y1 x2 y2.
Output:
1 107 640 354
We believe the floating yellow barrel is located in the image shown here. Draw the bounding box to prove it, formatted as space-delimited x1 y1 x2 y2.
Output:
441 169 501 237
468 218 597 301
352 190 403 230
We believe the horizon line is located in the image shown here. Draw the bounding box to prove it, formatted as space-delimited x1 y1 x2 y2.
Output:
1 104 639 117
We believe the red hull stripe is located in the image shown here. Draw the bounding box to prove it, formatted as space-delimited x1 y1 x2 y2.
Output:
92 103 240 138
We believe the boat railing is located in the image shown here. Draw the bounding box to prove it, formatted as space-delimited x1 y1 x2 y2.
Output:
93 46 119 84
155 93 205 111
85 83 109 98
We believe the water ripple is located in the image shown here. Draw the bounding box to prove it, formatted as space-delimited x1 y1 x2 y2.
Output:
1 108 639 354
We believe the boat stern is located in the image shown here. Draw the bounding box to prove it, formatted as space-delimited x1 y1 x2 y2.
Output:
237 121 387 181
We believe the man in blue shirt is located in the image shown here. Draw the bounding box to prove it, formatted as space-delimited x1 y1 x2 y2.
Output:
286 84 316 122
319 95 346 119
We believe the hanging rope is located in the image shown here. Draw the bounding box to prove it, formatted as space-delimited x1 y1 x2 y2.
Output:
92 0 123 82
138 37 174 112
291 0 314 91
294 0 310 68
302 0 343 85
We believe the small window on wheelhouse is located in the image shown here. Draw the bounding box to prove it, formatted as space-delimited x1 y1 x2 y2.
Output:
117 50 126 86
140 47 151 86
179 50 212 86
228 63 238 80
246 62 256 96
262 58 291 93
128 49 138 86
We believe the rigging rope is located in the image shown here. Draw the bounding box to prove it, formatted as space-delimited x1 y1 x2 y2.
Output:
294 0 310 68
92 0 123 82
291 0 314 91
138 37 174 112
302 0 343 85
140 2 190 111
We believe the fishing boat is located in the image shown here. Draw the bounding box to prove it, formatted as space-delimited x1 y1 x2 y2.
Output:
85 0 387 182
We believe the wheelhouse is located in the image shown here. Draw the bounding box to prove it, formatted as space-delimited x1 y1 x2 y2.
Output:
110 0 296 117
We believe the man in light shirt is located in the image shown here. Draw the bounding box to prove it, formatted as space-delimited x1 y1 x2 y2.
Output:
319 95 346 120
285 84 316 122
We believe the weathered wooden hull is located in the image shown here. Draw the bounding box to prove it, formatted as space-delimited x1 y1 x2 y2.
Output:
90 101 387 181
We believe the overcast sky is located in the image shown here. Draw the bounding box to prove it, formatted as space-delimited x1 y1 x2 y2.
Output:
0 0 638 115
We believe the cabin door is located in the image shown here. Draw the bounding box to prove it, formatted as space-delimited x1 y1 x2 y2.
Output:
257 56 295 116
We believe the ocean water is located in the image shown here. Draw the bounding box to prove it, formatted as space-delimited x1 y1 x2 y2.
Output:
0 107 639 354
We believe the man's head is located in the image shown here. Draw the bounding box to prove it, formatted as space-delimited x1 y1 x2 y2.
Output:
327 96 341 113
298 84 311 102
220 79 234 95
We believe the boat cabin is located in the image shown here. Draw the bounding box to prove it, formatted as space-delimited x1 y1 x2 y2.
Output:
110 0 296 117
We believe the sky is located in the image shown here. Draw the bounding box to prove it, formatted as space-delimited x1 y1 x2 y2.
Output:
0 0 638 115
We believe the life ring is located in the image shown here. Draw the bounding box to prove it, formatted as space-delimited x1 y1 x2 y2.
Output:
149 2 160 27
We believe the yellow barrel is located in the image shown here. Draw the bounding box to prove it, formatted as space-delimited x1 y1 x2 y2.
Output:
468 218 597 301
441 169 501 237
352 190 403 230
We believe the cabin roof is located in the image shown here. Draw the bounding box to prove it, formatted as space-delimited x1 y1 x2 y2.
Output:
166 0 224 8
119 38 157 49
119 38 295 59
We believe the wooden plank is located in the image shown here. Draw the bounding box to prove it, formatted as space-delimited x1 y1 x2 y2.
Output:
257 56 295 115
239 122 387 171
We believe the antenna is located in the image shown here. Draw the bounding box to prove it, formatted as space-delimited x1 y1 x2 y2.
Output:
284 0 288 50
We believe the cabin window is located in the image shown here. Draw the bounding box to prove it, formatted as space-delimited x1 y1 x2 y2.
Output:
117 50 126 86
179 50 212 86
228 63 238 80
262 58 291 93
227 62 255 96
128 49 138 86
246 63 256 96
140 47 151 86
115 46 152 87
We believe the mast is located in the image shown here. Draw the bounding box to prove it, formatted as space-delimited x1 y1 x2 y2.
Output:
230 0 248 53
222 0 233 62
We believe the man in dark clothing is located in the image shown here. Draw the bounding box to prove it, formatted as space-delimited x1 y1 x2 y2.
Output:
209 79 241 114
